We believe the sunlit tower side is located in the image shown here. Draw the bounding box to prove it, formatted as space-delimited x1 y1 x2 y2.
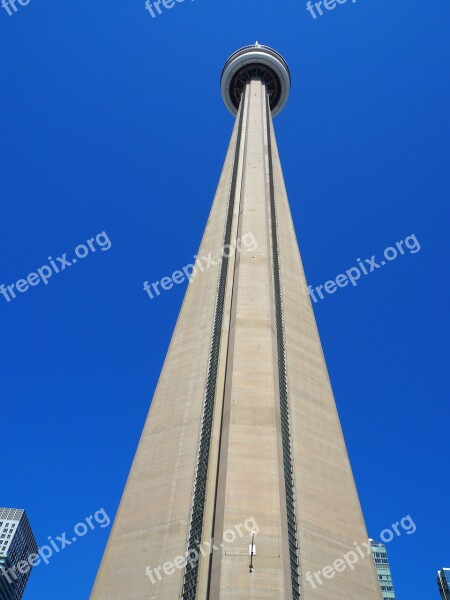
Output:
90 43 382 600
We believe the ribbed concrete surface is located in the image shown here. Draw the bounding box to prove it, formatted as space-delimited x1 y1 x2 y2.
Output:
89 106 243 600
91 79 382 600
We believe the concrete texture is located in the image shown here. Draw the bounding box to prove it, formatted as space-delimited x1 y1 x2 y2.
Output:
90 79 382 600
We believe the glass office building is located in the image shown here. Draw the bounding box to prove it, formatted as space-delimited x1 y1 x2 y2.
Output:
0 508 37 600
438 568 450 600
370 540 396 599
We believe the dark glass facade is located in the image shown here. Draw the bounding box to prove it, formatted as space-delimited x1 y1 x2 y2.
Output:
438 568 450 600
0 508 37 600
370 540 396 599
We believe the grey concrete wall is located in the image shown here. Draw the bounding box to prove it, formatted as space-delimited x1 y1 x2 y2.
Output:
91 78 382 600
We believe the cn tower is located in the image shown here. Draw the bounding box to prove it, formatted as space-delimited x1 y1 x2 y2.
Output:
90 43 382 600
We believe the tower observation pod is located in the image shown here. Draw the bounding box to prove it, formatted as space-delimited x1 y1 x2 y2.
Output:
221 43 291 117
90 44 383 600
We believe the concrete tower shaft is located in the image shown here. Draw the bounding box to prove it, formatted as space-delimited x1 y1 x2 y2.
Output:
90 46 382 600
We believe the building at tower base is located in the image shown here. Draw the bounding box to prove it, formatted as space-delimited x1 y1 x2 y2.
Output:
0 508 37 600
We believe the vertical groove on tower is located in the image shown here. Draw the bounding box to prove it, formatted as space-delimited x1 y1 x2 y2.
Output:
181 90 247 600
266 94 302 600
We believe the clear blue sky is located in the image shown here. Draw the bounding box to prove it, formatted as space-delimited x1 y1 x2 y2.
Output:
1 0 449 597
